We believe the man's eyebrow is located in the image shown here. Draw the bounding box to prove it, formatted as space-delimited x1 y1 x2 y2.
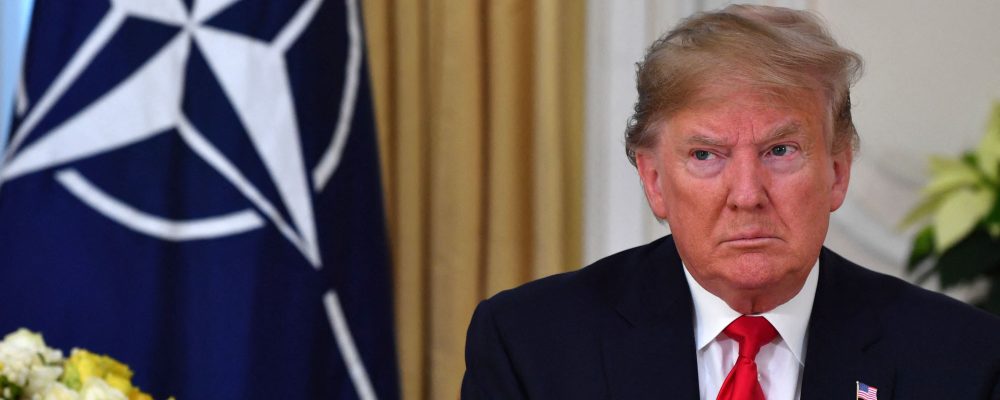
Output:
685 134 726 146
683 121 803 146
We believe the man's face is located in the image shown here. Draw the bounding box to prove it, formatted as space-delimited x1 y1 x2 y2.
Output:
635 86 852 313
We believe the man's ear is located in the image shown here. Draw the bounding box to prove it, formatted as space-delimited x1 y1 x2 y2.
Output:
829 148 852 212
635 151 669 219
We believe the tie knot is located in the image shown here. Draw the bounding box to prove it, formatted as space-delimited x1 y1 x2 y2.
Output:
723 316 778 359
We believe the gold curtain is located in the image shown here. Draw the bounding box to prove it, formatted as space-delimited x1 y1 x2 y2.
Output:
362 0 585 398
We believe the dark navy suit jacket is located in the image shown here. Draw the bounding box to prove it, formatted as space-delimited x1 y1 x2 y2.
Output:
461 236 1000 399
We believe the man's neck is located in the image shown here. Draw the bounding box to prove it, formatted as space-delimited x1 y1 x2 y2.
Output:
683 259 819 363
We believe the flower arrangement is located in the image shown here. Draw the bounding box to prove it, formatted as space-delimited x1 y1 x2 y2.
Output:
902 102 1000 314
0 328 164 400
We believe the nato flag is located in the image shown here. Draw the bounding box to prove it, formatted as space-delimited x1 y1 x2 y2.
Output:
0 0 400 398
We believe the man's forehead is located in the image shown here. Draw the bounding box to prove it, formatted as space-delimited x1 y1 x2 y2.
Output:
661 84 830 144
687 81 824 110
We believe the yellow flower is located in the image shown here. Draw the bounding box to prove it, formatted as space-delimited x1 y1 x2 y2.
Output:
129 391 154 400
61 349 153 399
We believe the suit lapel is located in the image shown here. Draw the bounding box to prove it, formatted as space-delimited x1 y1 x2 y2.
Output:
802 248 895 399
601 237 700 400
599 240 898 399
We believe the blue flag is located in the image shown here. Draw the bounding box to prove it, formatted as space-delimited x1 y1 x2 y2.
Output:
0 1 400 399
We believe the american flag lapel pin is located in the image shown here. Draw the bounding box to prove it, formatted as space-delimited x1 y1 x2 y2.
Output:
856 381 878 400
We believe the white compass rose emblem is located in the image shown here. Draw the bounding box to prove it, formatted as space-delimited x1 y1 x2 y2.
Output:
0 0 364 270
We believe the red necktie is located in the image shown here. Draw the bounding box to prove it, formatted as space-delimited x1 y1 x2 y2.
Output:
716 316 778 400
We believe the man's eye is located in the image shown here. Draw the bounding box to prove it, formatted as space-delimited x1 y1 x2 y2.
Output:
769 145 792 157
693 150 713 160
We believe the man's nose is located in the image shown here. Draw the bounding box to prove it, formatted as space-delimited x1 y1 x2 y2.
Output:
725 155 768 210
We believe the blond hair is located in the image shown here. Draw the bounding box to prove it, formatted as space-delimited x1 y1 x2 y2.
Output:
624 5 863 165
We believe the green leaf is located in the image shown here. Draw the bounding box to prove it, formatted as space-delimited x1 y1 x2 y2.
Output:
932 187 995 252
962 152 980 168
935 229 1000 289
929 155 969 174
989 222 1000 239
0 376 23 400
61 360 82 390
923 156 981 198
985 187 1000 226
906 225 935 271
976 102 1000 181
899 193 947 229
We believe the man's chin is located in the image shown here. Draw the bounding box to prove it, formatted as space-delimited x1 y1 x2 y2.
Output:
724 276 784 292
716 258 792 290
726 249 787 267
713 273 799 313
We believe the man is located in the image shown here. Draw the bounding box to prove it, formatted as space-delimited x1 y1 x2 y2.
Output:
461 5 1000 400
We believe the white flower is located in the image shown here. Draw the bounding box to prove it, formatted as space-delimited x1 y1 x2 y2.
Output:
0 329 64 388
78 379 126 400
3 330 45 351
25 364 65 398
37 382 79 400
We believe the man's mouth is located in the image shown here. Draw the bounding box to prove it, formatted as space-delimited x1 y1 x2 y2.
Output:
721 233 779 247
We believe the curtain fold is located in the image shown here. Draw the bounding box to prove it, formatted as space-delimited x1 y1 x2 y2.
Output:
363 1 585 398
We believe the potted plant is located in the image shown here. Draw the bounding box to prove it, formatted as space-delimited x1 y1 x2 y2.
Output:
901 102 1000 314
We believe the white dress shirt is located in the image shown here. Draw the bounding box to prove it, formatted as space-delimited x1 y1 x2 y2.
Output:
682 261 819 400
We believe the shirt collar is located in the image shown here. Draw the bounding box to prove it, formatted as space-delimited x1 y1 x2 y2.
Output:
682 259 819 365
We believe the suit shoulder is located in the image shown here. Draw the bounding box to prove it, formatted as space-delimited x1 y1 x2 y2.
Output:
892 277 1000 336
463 239 672 399
826 249 1000 341
478 237 668 325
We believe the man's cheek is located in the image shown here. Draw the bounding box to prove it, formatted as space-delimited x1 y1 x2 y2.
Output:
685 158 725 178
764 156 805 175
